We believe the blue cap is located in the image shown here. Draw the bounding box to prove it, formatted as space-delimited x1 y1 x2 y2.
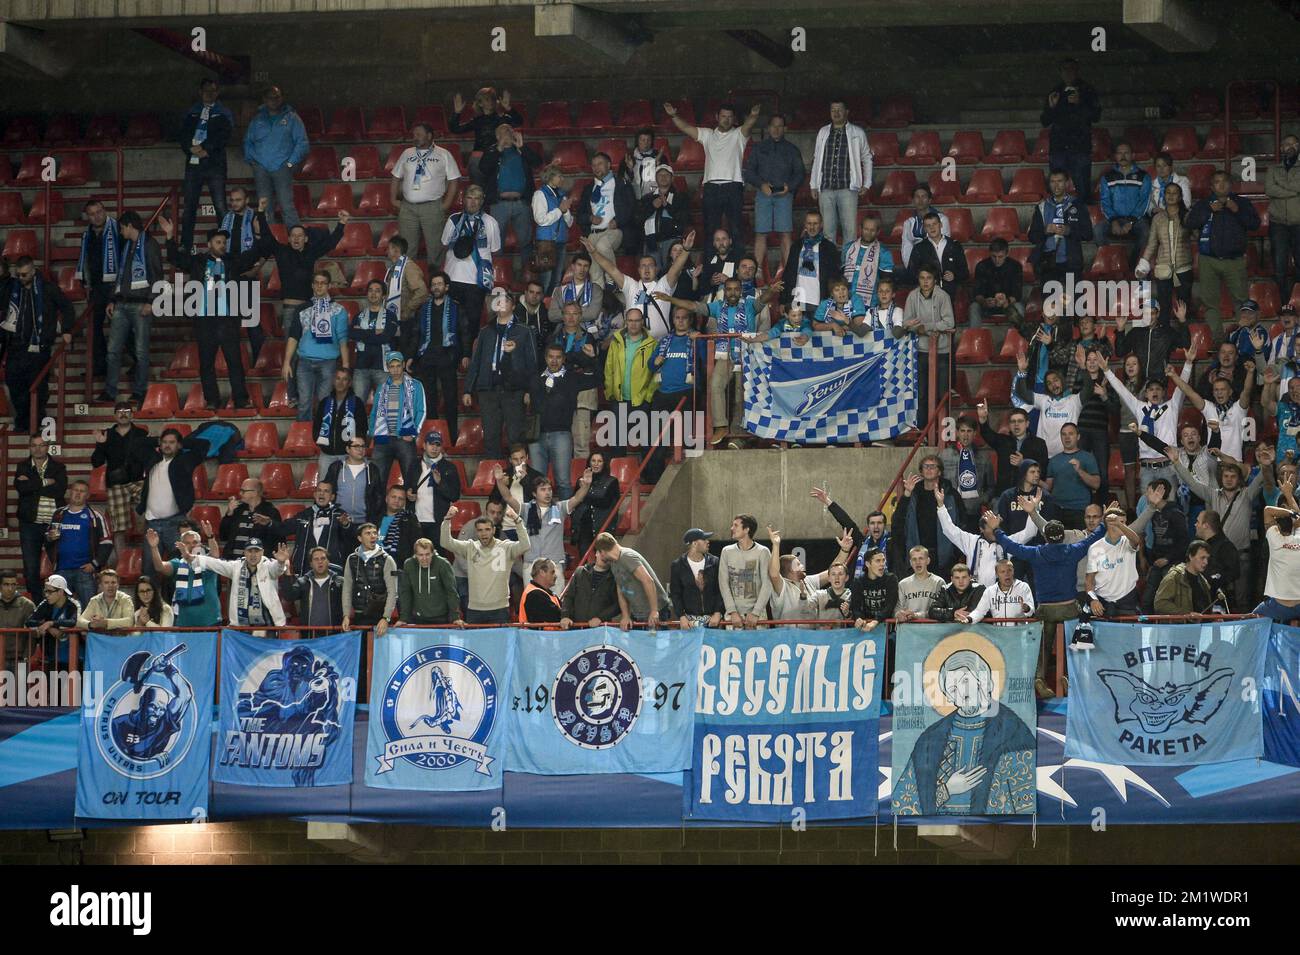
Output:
1239 299 1259 313
386 351 405 365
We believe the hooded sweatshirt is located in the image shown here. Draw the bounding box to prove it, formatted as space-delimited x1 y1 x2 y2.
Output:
398 554 461 624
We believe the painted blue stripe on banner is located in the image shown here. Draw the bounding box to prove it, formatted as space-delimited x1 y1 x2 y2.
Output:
0 711 80 789
1174 759 1300 798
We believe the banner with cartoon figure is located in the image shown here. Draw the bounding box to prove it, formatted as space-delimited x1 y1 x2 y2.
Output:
215 630 360 787
365 628 515 791
891 623 1039 816
1066 619 1266 766
1263 623 1300 767
685 627 886 821
75 632 218 820
504 627 703 775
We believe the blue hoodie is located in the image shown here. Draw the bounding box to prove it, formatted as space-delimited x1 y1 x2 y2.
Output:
243 104 309 171
995 522 1105 603
1099 163 1152 222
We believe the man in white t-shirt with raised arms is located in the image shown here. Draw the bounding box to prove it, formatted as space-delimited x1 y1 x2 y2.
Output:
664 100 761 243
1105 349 1196 492
391 122 462 269
582 233 695 340
1013 352 1081 458
1257 477 1300 623
1084 503 1146 617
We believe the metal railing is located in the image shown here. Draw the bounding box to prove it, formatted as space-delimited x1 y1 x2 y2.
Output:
1222 78 1282 178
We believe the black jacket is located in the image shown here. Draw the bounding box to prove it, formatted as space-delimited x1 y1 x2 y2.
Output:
669 553 724 618
532 366 597 433
0 275 75 360
111 234 165 304
311 392 369 457
570 474 620 545
1116 320 1190 383
464 320 539 394
179 100 234 174
448 107 524 153
134 434 210 517
698 249 744 300
1040 80 1101 155
979 422 1050 494
1185 194 1260 260
256 211 344 300
780 238 842 306
561 563 621 623
1028 196 1094 274
14 455 67 525
284 572 345 627
478 142 544 207
575 177 637 254
284 504 356 575
91 424 153 487
220 500 284 559
403 456 462 527
1148 505 1189 564
907 236 970 298
929 582 986 622
166 237 269 296
377 509 420 566
325 459 385 525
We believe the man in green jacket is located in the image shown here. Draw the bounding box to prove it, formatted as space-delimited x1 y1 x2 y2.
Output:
1153 541 1222 615
396 537 462 626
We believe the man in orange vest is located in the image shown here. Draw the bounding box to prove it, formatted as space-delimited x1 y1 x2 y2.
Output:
519 557 562 624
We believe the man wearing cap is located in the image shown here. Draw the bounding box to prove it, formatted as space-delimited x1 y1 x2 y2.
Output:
194 536 291 628
668 528 723 629
404 430 461 544
463 289 538 459
91 402 153 563
26 574 82 665
369 351 427 487
987 508 1105 698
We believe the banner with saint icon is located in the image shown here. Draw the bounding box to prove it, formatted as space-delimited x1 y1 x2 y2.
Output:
890 623 1040 816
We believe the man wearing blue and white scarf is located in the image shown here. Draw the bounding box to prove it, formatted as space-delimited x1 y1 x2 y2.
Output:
194 537 289 629
313 367 366 475
406 270 463 446
391 122 462 268
841 214 894 306
1 258 75 433
440 184 501 355
179 77 233 250
75 199 121 382
281 271 350 422
99 211 163 405
1029 169 1094 290
369 352 427 490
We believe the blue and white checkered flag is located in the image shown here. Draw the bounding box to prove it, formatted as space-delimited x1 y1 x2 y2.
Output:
743 325 917 443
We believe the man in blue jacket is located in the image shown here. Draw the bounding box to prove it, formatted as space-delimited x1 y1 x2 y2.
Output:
1029 169 1094 292
988 509 1106 698
243 85 309 228
1186 171 1262 341
178 78 233 251
1098 141 1152 266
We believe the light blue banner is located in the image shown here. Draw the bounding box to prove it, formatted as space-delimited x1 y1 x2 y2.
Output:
215 630 360 787
1066 619 1266 765
685 627 886 821
891 623 1040 816
1264 623 1300 767
365 627 515 791
75 631 217 820
504 627 703 775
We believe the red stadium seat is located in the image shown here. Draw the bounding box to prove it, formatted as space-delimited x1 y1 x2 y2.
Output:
348 145 383 180
596 137 628 170
1159 126 1199 161
449 500 480 536
279 503 306 522
88 466 107 502
927 171 961 204
1009 247 1036 284
118 548 143 584
348 260 388 295
2 229 37 259
323 107 364 141
2 117 39 147
618 99 654 129
961 169 1003 204
867 131 899 166
493 259 515 290
121 113 160 145
167 345 201 379
1122 126 1157 162
189 505 221 535
0 193 26 225
980 207 1021 242
357 183 395 217
790 98 824 130
946 131 985 165
531 101 573 132
1087 246 1129 280
293 463 321 499
210 463 250 500
988 130 1027 163
334 222 375 256
455 419 485 455
1091 128 1113 162
551 140 589 173
1108 447 1125 486
996 328 1029 362
412 105 449 136
259 463 295 500
873 95 914 128
1186 163 1215 201
1030 129 1051 162
262 381 296 418
1198 126 1241 160
299 146 340 180
576 100 614 131
374 221 401 255
674 138 704 172
295 106 325 139
190 465 212 502
54 153 91 186
970 369 1012 406
280 421 318 458
570 458 589 495
1188 87 1221 119
55 266 84 301
252 340 287 374
178 384 214 418
608 456 640 491
964 247 990 276
469 460 506 495
1171 323 1215 362
0 158 11 185
946 208 974 244
26 190 65 225
213 343 253 376
419 419 452 449
1250 280 1282 317
42 114 79 145
367 106 407 140
955 328 993 364
875 170 917 205
312 183 355 217
136 383 180 420
901 130 941 165
237 422 280 459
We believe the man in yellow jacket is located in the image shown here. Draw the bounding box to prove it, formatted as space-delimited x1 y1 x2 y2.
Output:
602 308 658 458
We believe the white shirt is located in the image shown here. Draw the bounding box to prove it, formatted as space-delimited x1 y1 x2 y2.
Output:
1106 360 1192 461
440 211 502 286
867 304 903 331
1086 534 1139 600
1265 524 1300 601
531 188 574 230
696 126 747 184
620 275 673 338
1019 389 1082 458
1201 400 1248 462
936 507 1037 589
970 580 1035 625
392 145 461 203
589 175 618 231
770 577 815 620
145 458 179 521
414 456 443 523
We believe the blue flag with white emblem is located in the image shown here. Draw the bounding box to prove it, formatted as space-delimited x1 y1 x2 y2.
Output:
75 631 217 820
1066 619 1266 765
743 326 916 444
1262 623 1300 767
365 628 515 791
685 627 886 821
504 627 702 775
214 630 360 787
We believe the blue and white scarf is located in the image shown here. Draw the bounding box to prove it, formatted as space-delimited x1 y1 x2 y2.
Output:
220 209 256 253
124 235 149 291
172 559 206 605
1042 197 1070 263
561 278 593 308
190 104 212 164
235 562 265 626
454 213 494 290
799 233 823 276
316 393 359 446
75 217 120 284
408 147 437 188
7 275 45 349
417 296 457 355
843 239 881 303
201 256 228 317
302 296 338 345
385 255 407 319
373 374 418 439
854 532 889 578
491 320 514 373
956 444 979 500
